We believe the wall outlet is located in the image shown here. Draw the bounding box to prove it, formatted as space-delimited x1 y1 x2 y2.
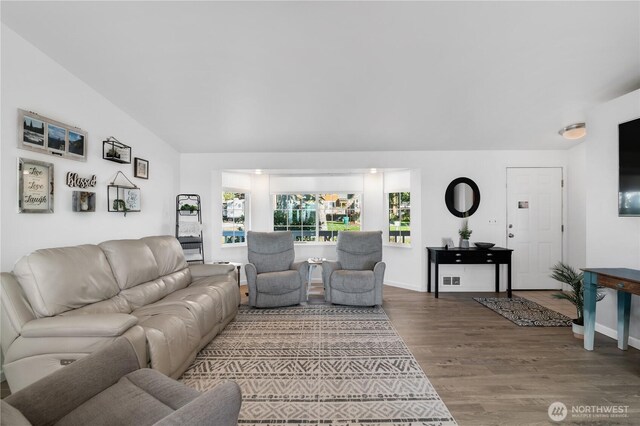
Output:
452 277 461 285
488 219 497 225
443 276 451 286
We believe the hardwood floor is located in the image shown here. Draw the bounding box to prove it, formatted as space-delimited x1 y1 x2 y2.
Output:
382 286 640 425
3 286 638 425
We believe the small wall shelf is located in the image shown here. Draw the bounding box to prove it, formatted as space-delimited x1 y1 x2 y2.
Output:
107 171 140 217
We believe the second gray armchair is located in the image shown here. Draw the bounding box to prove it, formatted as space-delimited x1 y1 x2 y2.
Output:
323 231 385 306
245 231 309 308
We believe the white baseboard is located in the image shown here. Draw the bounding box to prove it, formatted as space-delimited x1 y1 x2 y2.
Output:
595 322 640 350
383 280 423 292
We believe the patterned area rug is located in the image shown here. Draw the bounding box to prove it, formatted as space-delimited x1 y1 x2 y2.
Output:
474 297 573 326
180 305 457 425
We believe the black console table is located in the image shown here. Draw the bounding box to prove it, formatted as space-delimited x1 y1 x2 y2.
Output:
426 247 514 298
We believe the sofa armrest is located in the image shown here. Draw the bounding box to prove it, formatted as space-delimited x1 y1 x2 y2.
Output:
245 263 257 306
21 314 138 338
291 261 309 274
189 263 235 279
155 381 242 426
291 260 310 282
373 261 386 305
321 261 341 285
321 261 341 303
1 273 36 356
5 337 141 426
291 261 310 303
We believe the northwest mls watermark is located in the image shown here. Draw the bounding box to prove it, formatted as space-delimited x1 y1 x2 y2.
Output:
548 401 629 422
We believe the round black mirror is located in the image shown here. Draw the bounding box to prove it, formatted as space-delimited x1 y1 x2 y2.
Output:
445 177 480 218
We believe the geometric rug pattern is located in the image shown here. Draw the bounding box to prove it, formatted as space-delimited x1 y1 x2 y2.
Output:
180 304 457 425
473 296 573 327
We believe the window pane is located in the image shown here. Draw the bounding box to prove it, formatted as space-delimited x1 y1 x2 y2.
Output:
401 208 410 224
401 192 410 206
273 193 361 243
222 192 247 244
291 210 302 225
389 192 399 209
388 192 410 245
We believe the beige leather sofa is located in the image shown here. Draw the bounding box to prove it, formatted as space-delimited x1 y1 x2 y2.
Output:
1 236 239 392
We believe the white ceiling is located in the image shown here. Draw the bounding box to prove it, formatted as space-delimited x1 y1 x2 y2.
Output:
2 1 639 153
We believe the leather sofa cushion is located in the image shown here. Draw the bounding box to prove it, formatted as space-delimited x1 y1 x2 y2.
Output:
141 236 189 277
59 295 131 316
256 270 301 294
99 240 159 290
132 303 200 377
119 279 168 311
162 287 223 338
159 269 191 294
330 270 375 293
13 245 120 318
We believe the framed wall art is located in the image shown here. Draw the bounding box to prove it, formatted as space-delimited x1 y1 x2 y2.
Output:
134 157 149 179
18 109 87 162
103 137 131 164
18 157 54 213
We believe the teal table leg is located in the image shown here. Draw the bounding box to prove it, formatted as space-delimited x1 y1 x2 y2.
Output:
617 291 632 350
583 271 597 351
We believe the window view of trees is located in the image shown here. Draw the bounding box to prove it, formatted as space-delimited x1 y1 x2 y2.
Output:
273 193 361 242
388 192 410 244
222 192 246 244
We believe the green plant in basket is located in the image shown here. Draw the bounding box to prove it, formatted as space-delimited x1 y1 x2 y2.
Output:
180 204 198 213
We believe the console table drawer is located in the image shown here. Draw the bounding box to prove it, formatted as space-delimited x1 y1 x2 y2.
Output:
598 275 640 294
437 251 504 264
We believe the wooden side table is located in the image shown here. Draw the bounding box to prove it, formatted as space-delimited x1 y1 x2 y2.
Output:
307 258 325 300
583 268 640 351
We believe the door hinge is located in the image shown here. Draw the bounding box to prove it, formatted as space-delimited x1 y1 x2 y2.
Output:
561 225 564 232
561 179 564 188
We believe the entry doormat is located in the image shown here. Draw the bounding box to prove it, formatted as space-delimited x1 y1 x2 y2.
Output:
473 297 573 327
180 305 457 425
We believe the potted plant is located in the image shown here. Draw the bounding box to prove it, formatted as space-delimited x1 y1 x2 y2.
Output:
458 219 472 248
112 199 129 217
180 204 199 214
550 262 605 339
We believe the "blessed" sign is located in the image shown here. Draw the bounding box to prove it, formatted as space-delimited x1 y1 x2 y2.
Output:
66 172 97 188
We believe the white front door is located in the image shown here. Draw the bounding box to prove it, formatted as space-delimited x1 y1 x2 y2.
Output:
506 167 563 290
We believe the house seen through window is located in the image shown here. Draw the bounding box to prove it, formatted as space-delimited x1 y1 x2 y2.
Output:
388 192 410 244
222 192 246 244
273 193 361 242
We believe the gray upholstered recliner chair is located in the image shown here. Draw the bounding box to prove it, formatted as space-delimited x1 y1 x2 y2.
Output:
245 231 309 308
0 337 241 426
322 231 385 306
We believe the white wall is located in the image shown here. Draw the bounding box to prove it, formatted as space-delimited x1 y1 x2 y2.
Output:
1 26 179 271
567 143 587 273
584 89 640 348
181 150 569 291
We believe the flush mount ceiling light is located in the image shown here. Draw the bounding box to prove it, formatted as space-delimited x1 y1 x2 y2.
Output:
558 123 586 140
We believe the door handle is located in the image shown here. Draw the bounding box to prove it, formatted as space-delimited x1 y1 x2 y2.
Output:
508 233 515 238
